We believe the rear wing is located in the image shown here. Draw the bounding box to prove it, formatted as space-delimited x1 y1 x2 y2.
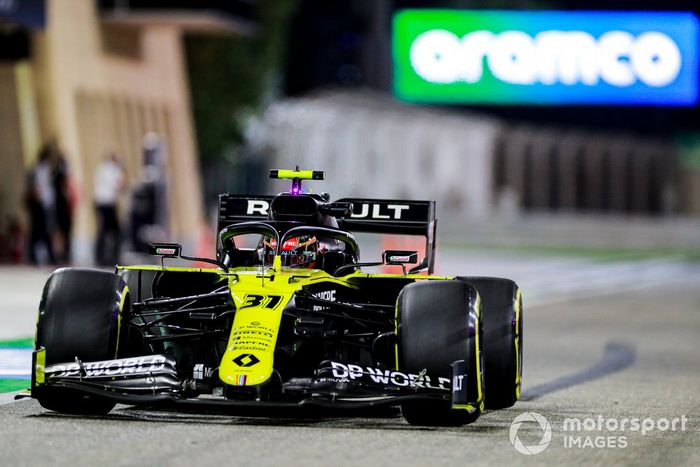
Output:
217 194 437 274
335 198 437 274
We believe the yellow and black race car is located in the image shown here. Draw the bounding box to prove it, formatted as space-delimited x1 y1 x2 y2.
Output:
28 169 522 426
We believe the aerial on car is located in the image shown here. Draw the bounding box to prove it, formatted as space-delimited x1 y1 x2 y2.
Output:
27 168 523 426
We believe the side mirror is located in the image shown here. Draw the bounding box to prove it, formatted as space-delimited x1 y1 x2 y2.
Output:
383 250 418 265
148 241 228 271
148 242 182 257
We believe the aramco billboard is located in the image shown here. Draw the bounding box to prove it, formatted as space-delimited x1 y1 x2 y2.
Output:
393 10 699 105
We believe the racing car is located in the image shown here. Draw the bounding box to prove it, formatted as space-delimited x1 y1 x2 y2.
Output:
28 169 523 426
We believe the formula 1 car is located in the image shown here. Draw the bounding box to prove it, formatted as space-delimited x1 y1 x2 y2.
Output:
28 169 523 426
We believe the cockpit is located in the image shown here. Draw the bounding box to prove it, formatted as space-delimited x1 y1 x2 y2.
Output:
219 222 359 275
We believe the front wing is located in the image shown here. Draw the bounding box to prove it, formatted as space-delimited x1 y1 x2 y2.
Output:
27 350 473 413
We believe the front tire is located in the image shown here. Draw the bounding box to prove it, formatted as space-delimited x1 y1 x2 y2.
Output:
458 277 522 409
397 280 484 426
34 268 128 414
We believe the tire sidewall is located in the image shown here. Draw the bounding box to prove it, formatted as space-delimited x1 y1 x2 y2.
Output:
457 277 522 410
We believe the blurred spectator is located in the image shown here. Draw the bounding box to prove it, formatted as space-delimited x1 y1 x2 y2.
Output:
25 145 56 265
130 133 169 253
94 152 126 266
53 152 75 264
129 167 158 254
8 216 25 264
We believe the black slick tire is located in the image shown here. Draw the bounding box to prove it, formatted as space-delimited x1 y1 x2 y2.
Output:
33 268 128 414
457 277 522 410
397 280 484 426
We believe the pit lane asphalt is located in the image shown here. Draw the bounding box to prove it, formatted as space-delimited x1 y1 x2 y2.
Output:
1 281 698 466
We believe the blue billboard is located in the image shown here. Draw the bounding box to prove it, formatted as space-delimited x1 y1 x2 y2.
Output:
393 10 700 106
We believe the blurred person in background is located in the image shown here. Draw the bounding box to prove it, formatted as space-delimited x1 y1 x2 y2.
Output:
53 151 75 264
129 165 158 254
6 215 25 264
25 144 57 265
129 133 169 254
94 152 126 266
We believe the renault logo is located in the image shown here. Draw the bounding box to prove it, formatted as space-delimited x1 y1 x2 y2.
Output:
232 354 260 367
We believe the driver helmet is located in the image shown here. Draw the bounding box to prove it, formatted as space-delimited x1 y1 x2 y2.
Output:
262 235 318 268
262 235 345 269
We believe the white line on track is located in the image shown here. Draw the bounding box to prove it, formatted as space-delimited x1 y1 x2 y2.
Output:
0 349 32 378
0 391 25 406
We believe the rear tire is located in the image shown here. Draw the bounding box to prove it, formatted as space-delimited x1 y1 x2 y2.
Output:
458 277 522 409
34 268 128 414
397 280 484 426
